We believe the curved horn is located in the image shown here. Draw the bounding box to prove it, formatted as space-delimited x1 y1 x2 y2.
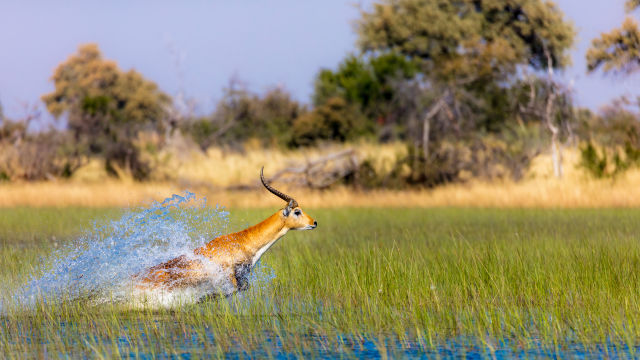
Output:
260 167 298 208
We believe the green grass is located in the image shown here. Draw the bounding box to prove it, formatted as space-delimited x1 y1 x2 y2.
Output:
2 207 640 358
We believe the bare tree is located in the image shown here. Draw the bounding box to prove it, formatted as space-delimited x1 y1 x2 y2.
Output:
544 47 563 178
515 50 574 179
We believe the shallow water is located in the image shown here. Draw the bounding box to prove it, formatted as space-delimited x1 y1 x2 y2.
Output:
4 201 640 358
2 318 637 360
11 191 241 309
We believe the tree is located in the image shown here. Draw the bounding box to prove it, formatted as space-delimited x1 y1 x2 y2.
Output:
42 44 171 180
587 2 640 75
290 97 369 147
183 78 303 150
511 73 576 177
357 0 575 177
358 0 574 81
583 1 640 178
313 53 417 140
259 86 304 145
577 98 640 178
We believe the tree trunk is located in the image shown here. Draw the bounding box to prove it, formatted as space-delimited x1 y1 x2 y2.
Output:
546 94 563 179
421 94 447 161
544 46 563 179
422 114 430 160
550 132 563 178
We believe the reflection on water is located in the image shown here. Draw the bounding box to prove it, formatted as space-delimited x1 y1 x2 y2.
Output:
1 319 635 360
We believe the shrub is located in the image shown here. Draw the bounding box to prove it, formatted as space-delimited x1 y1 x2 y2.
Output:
290 97 372 147
578 99 640 178
579 141 640 178
0 124 84 181
182 85 303 150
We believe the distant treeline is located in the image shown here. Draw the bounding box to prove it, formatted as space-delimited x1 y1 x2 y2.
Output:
2 0 640 186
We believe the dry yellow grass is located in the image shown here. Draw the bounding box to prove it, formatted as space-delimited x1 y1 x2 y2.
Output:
1 177 639 208
166 140 406 187
72 140 406 185
1 145 640 208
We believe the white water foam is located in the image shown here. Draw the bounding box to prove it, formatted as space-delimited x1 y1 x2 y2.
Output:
10 191 273 309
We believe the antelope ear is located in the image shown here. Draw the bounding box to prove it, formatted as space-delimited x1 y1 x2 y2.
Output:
283 200 294 217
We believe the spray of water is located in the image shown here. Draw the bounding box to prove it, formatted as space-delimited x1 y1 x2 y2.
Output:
10 191 273 309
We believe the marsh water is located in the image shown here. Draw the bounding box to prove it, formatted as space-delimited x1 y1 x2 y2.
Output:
2 318 637 359
11 191 235 308
3 196 640 358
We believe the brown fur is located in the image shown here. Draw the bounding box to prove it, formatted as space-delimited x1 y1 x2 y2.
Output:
136 206 316 292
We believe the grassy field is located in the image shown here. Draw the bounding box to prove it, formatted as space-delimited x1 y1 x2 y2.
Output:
2 206 640 358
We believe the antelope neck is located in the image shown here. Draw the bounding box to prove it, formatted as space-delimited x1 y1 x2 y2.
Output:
245 212 289 266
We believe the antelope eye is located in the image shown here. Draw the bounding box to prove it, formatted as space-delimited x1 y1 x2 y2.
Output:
294 209 302 216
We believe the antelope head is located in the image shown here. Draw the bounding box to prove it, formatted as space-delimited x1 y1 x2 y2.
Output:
261 167 317 231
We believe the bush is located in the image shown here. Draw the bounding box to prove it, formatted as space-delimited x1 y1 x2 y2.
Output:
579 141 640 178
0 122 84 181
182 85 303 150
578 99 640 178
356 135 541 189
290 97 372 147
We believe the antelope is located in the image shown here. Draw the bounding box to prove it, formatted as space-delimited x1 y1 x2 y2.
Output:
135 167 317 296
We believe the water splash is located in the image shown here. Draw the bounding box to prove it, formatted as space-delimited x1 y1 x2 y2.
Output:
12 191 260 308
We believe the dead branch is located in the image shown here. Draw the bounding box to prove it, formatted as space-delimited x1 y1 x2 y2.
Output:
227 149 359 191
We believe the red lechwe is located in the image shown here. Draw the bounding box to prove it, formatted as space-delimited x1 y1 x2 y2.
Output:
135 167 317 300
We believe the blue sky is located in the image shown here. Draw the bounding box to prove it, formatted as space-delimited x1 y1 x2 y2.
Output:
0 0 638 120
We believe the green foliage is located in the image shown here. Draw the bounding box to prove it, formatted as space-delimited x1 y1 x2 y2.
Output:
578 99 640 178
183 83 303 149
579 142 640 179
258 87 303 145
585 1 640 181
290 97 372 147
627 0 640 12
357 0 575 81
312 53 419 142
313 53 417 116
355 0 576 131
509 76 576 139
349 158 382 188
579 142 610 178
388 132 541 188
345 126 543 190
349 0 575 185
182 116 218 151
41 44 171 180
582 99 640 147
587 17 640 75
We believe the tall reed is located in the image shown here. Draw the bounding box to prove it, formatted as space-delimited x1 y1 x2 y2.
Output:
2 208 640 357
